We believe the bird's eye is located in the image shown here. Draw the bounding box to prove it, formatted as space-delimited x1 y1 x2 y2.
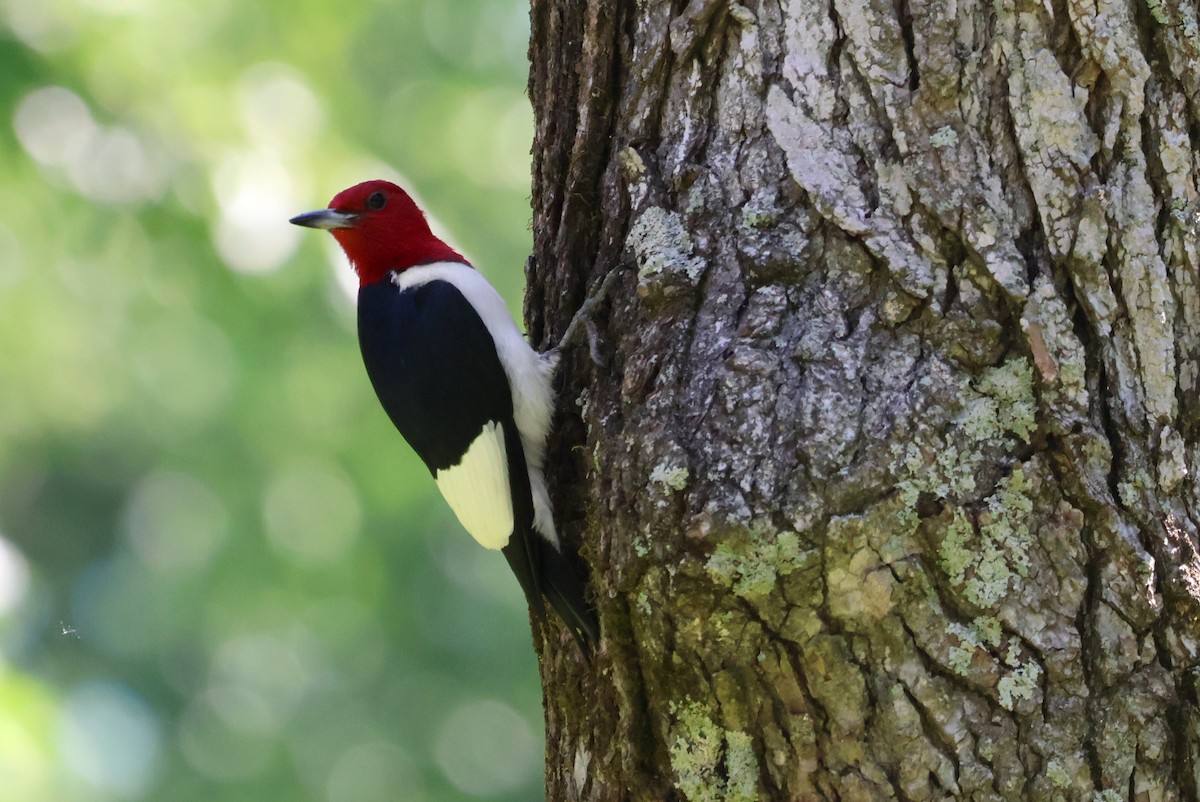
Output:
366 191 387 210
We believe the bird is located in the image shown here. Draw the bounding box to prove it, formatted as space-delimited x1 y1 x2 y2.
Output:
290 179 600 652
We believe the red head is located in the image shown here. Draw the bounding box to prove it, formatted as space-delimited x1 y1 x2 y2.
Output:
290 180 468 286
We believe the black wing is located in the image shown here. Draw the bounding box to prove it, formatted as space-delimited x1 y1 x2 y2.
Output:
357 278 545 621
358 278 510 473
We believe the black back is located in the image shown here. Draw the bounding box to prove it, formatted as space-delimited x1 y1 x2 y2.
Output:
358 278 512 473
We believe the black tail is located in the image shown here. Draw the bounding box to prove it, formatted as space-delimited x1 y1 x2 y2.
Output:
499 420 600 654
539 538 600 653
502 534 600 655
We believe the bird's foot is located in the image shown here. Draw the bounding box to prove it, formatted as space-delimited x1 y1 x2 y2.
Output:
549 267 626 366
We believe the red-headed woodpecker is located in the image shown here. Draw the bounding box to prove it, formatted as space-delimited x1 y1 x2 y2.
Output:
290 180 599 651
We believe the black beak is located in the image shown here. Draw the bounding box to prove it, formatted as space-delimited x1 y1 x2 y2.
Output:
289 208 359 230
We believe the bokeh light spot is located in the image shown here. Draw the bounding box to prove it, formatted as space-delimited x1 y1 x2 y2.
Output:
238 63 324 152
446 91 531 189
212 150 305 274
433 699 538 796
65 125 168 204
211 628 323 732
13 86 167 203
132 315 236 422
327 741 423 802
13 87 97 167
206 682 277 736
430 524 522 607
1 3 77 53
58 682 162 796
178 691 274 781
124 470 230 575
263 460 362 564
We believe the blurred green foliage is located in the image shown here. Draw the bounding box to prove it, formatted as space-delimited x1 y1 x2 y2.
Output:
0 1 549 800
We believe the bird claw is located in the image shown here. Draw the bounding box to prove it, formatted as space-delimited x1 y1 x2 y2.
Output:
552 267 626 360
586 320 607 368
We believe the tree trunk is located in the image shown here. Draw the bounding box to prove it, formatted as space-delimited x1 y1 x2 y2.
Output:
525 0 1200 799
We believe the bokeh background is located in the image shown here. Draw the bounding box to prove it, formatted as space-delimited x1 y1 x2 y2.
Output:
0 1 549 800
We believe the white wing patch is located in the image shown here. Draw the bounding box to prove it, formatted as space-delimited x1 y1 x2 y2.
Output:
435 420 514 550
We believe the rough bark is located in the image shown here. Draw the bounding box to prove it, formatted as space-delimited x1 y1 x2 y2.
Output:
526 0 1200 800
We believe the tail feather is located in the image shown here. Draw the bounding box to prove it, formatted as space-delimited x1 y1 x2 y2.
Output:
498 418 599 653
539 539 600 654
501 535 546 623
503 531 600 655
